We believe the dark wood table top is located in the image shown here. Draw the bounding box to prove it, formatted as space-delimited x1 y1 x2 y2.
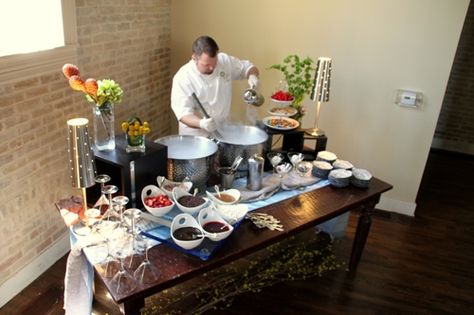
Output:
97 177 392 305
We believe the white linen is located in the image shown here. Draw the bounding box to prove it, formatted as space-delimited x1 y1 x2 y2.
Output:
63 235 94 315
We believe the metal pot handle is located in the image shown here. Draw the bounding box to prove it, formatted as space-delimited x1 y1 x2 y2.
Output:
210 136 220 145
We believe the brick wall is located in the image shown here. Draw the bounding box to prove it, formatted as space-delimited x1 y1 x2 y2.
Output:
0 0 172 286
433 1 474 154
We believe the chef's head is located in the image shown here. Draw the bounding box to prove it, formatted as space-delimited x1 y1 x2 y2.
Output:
192 36 219 75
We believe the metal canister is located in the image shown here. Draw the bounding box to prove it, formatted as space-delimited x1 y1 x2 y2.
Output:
247 153 264 191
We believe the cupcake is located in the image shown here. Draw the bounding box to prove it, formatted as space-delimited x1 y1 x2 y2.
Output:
351 168 372 188
332 159 354 170
328 169 352 188
316 151 337 164
312 161 333 179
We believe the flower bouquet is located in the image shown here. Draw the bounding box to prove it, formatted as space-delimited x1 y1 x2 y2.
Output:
121 117 151 153
62 64 123 151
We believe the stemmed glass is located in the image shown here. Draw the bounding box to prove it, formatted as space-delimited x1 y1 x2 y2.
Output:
112 195 129 227
94 174 111 215
109 232 137 295
296 161 312 177
267 152 284 175
102 185 119 221
134 238 160 285
98 232 121 278
287 152 304 170
275 162 292 178
123 208 145 270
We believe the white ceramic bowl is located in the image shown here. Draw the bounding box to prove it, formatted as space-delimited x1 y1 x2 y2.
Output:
172 187 208 215
197 207 233 242
214 203 249 225
141 185 175 217
170 213 204 250
205 189 241 205
157 176 193 198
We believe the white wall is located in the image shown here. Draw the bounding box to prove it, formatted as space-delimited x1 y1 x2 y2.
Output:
171 0 469 215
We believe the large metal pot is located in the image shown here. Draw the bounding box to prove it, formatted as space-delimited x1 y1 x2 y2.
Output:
155 135 218 192
215 125 268 175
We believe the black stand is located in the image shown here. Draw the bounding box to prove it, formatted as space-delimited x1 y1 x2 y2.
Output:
256 121 327 170
86 135 168 209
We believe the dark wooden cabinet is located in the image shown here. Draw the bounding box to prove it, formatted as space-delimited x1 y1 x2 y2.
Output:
86 135 168 209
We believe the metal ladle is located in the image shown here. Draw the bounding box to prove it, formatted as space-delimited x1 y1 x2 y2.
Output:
243 87 265 107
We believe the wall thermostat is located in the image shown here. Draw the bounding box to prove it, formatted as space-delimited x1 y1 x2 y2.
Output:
395 89 423 108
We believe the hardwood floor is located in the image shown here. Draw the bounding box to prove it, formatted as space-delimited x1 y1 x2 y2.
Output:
1 149 473 315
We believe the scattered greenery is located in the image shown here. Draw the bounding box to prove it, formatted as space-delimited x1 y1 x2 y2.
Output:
270 55 315 121
143 231 342 315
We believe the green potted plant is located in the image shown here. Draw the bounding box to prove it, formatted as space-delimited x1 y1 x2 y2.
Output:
270 55 315 121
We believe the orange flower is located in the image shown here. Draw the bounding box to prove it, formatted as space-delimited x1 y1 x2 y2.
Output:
68 75 86 92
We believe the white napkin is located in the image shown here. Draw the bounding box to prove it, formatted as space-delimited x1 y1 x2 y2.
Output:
63 236 94 315
238 175 281 202
281 171 321 190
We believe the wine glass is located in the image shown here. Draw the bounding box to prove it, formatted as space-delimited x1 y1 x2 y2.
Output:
275 162 292 178
94 174 111 215
98 236 121 278
267 152 284 175
287 152 304 169
102 185 119 221
296 161 312 177
112 195 129 227
109 233 137 295
123 208 145 270
133 238 160 285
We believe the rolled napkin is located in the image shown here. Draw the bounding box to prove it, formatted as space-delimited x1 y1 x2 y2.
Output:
281 171 321 190
238 175 281 202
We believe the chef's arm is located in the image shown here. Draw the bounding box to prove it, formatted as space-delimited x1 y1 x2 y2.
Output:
180 114 217 132
180 114 202 128
246 66 260 88
246 66 259 78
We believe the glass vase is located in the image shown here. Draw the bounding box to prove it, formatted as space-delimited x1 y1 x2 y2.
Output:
125 133 145 153
92 102 115 151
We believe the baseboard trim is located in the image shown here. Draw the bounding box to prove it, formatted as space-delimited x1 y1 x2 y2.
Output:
431 138 474 155
0 232 70 308
376 196 416 216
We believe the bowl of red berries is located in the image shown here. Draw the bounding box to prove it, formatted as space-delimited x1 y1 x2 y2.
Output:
271 90 294 106
141 185 175 217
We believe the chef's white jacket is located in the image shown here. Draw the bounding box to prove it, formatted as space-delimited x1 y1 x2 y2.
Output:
171 52 255 137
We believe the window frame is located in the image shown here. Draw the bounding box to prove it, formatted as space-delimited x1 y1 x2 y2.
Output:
0 0 78 82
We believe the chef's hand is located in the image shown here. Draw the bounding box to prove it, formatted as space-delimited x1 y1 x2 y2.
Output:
199 117 217 132
248 74 259 89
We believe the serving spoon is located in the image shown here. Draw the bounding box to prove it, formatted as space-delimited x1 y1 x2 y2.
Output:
230 156 243 172
214 185 222 197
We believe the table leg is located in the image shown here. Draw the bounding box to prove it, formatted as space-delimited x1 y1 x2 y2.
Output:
348 198 378 277
120 297 145 315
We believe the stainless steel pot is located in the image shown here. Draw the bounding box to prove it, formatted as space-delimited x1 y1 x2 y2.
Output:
215 125 268 175
155 135 218 192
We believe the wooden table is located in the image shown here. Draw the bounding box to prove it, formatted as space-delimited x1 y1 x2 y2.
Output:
95 177 392 314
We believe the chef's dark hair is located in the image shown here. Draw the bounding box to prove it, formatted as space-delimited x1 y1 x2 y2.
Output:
192 36 219 57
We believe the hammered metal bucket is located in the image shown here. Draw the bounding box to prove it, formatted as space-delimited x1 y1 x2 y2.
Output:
155 135 218 193
214 125 268 177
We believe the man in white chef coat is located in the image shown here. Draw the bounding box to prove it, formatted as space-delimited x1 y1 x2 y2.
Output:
171 35 260 137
